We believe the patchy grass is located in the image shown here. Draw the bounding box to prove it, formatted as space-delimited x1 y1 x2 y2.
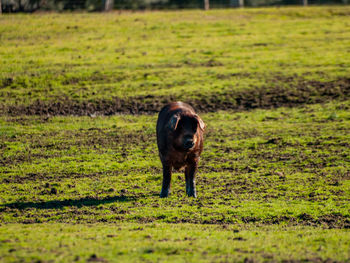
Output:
0 7 350 114
1 223 350 263
1 101 349 229
1 6 350 262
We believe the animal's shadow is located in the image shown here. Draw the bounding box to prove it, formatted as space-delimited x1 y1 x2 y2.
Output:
0 195 137 210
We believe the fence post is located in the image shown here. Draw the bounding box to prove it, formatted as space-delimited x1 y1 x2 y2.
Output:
204 0 209 10
303 0 308 5
104 0 114 11
239 0 244 7
0 0 2 14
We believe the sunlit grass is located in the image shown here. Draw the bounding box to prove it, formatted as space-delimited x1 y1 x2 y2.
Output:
1 7 350 106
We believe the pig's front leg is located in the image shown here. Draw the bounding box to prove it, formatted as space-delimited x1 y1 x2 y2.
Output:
185 162 198 198
160 162 172 198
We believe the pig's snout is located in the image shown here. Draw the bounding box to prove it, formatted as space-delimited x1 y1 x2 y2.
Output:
183 137 195 150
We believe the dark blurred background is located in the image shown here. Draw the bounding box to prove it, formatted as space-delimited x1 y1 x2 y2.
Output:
1 0 349 13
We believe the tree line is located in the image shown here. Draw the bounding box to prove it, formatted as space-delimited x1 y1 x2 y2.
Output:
0 0 348 13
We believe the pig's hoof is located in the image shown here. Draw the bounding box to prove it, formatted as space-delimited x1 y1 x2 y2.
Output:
187 190 197 198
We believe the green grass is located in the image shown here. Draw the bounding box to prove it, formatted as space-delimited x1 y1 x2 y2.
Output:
1 101 350 225
1 6 350 262
1 101 350 261
0 7 350 108
1 224 349 263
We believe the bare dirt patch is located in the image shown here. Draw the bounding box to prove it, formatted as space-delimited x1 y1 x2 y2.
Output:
2 77 349 116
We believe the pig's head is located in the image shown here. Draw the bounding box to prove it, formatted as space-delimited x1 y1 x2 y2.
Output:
168 113 205 151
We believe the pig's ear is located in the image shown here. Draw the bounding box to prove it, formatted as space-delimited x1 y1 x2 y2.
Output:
169 115 180 131
195 115 206 131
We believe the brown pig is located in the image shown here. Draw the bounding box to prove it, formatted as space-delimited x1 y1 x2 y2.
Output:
156 102 205 198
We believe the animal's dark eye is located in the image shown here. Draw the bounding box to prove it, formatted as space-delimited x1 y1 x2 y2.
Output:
191 119 198 131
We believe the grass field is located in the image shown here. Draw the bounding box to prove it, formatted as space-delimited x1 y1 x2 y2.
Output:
1 6 350 262
1 7 350 114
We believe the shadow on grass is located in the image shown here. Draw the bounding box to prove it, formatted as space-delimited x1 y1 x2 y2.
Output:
0 195 136 210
